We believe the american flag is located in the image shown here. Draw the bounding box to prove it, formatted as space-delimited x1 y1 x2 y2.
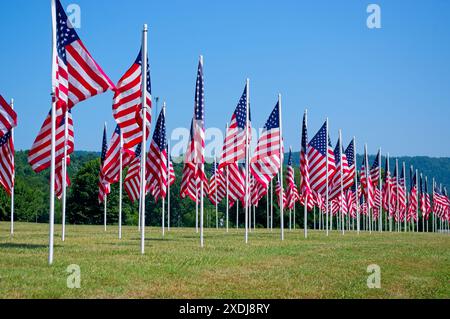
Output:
208 163 226 205
343 140 356 190
146 108 168 202
382 156 392 214
250 102 282 189
423 177 432 220
55 155 70 199
398 165 407 219
307 121 336 196
219 84 250 168
407 169 418 221
286 149 299 210
53 0 115 118
299 111 313 209
275 176 287 207
98 125 110 203
124 144 142 203
347 187 357 218
28 110 74 173
330 137 351 200
227 162 245 205
101 126 136 184
420 174 426 215
168 159 176 186
0 95 17 138
370 150 381 186
181 58 206 200
112 50 152 149
0 131 14 195
360 152 374 208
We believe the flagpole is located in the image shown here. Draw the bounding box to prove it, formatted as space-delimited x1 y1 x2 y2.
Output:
215 156 218 229
278 94 284 241
62 109 69 241
354 137 359 234
387 153 392 232
339 130 344 235
245 78 250 244
304 110 308 239
10 99 15 237
49 0 57 265
432 178 435 233
404 163 407 233
364 144 371 235
196 187 199 233
325 118 329 237
104 123 108 232
162 104 167 237
225 123 229 233
200 55 205 248
270 179 273 231
139 24 148 255
378 148 382 233
167 140 171 232
416 169 419 233
118 131 123 239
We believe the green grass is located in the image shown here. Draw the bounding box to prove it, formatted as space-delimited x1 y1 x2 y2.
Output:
0 222 449 299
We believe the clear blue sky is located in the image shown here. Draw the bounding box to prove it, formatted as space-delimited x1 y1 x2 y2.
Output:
1 0 449 156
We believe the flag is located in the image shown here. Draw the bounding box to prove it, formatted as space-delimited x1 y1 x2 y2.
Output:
299 111 313 209
219 84 250 168
307 121 336 196
407 170 418 221
382 156 393 215
112 50 152 149
286 149 299 210
168 159 176 186
251 176 268 207
0 131 14 195
53 0 115 117
330 137 351 200
208 163 226 205
0 95 17 138
98 125 110 203
146 108 168 202
424 177 431 220
370 150 381 186
347 187 357 218
124 144 142 203
250 102 282 189
343 139 356 191
227 162 245 205
275 177 287 207
181 58 206 200
55 155 70 199
28 110 74 173
360 151 374 208
398 165 407 219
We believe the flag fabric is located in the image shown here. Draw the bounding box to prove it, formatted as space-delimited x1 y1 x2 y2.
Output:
423 177 431 220
299 111 314 209
227 162 245 204
370 150 381 186
208 163 226 205
347 187 357 218
124 144 142 203
275 177 287 207
0 95 17 138
398 165 407 220
250 102 282 189
360 155 374 208
251 177 268 207
286 149 299 210
420 174 426 216
433 184 447 218
168 159 176 186
28 110 74 173
382 157 393 215
181 58 206 200
55 155 70 199
101 126 136 184
343 140 356 191
112 50 152 149
0 131 15 195
330 137 351 200
98 125 110 203
53 0 115 118
146 108 168 202
307 121 336 196
219 84 250 168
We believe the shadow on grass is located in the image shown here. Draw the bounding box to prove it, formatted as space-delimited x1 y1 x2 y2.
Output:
0 243 53 250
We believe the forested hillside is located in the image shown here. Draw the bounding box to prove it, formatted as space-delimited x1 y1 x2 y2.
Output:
1 150 449 226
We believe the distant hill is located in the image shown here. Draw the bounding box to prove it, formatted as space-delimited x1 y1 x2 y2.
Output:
287 152 450 190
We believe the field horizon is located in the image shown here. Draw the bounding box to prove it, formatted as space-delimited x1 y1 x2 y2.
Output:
0 222 449 299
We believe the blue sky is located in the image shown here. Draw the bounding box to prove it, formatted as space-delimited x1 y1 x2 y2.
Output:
1 0 449 156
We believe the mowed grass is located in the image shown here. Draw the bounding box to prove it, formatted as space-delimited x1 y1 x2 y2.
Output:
0 222 449 299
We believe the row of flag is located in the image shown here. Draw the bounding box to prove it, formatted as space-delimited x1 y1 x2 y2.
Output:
0 0 449 264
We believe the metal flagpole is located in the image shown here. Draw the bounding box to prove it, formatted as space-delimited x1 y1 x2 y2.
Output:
10 99 15 237
266 191 269 229
139 24 148 255
199 55 205 248
245 78 250 244
365 144 371 234
387 153 392 232
432 178 435 233
104 123 107 232
354 137 360 234
253 205 256 230
196 186 199 233
236 199 239 229
404 163 407 233
119 131 123 239
378 148 382 233
325 118 330 236
162 104 166 237
215 157 218 229
279 94 284 241
416 169 419 233
168 140 171 231
304 110 308 239
49 0 57 265
270 179 273 231
226 123 229 233
61 109 69 241
396 160 399 232
339 130 344 235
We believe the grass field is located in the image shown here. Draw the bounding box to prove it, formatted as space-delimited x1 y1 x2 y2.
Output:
0 222 449 299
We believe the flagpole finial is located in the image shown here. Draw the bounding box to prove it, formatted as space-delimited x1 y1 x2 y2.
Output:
199 55 204 65
143 24 148 31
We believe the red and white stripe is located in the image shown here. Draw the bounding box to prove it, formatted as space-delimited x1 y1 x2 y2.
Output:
0 95 17 138
0 131 14 195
